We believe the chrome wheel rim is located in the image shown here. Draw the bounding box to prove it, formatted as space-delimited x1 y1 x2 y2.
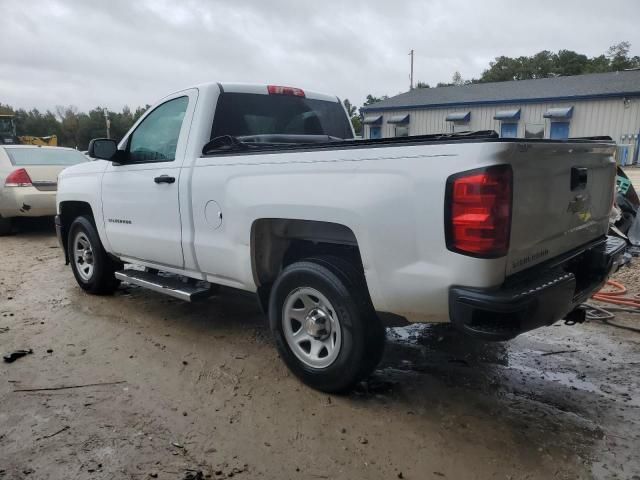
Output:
282 287 342 369
73 231 94 281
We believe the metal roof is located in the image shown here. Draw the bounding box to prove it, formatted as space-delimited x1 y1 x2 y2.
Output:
362 70 640 111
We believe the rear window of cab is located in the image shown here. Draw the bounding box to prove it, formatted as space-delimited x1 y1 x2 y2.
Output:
211 92 354 140
5 147 88 166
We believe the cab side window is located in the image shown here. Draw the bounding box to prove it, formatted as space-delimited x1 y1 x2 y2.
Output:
128 96 189 163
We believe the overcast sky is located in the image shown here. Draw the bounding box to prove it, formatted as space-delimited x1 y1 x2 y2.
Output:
2 0 640 113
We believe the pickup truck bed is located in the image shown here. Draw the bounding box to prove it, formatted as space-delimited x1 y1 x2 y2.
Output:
55 82 625 392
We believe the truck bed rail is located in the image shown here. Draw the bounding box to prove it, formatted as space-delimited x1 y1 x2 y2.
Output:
201 130 615 157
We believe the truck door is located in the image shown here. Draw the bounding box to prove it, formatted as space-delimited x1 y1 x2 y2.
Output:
101 90 197 268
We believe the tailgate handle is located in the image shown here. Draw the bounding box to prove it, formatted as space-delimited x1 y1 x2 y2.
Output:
571 167 588 191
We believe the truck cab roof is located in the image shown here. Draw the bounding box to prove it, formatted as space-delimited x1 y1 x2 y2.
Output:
168 82 341 103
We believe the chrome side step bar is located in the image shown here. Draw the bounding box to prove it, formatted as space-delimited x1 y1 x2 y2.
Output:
115 269 212 302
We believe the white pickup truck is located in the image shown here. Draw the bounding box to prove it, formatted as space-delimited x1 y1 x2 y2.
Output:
56 82 625 392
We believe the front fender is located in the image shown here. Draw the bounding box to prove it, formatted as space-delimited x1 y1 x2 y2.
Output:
57 161 111 253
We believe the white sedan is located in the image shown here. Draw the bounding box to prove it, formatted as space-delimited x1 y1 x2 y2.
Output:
0 145 88 235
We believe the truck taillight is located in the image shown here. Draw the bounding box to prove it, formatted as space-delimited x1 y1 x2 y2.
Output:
5 168 33 187
267 85 305 97
445 165 512 258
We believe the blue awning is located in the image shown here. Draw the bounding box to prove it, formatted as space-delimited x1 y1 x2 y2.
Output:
387 114 410 124
543 106 574 119
446 111 470 122
363 115 383 125
494 109 521 121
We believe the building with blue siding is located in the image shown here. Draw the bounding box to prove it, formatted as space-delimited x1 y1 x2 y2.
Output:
361 70 640 164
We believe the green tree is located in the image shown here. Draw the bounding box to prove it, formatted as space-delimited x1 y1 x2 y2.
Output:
56 106 82 148
343 99 357 117
479 56 519 82
554 50 589 76
436 71 478 87
478 42 640 84
350 116 362 136
0 102 149 150
607 41 640 71
362 94 389 106
415 81 430 89
13 108 61 139
529 50 556 78
342 99 362 135
584 54 611 73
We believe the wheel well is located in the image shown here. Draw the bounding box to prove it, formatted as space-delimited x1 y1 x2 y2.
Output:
58 201 94 262
251 219 363 310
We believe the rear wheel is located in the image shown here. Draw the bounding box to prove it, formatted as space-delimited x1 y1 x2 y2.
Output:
269 256 385 393
68 216 121 294
0 216 12 236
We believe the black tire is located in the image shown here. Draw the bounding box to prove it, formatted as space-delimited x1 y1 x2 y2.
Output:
67 215 121 294
269 255 385 393
304 256 386 378
0 216 12 236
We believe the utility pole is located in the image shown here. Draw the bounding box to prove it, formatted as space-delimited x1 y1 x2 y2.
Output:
409 49 414 90
103 108 111 139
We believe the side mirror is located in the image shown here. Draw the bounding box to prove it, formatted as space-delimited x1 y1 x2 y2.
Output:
88 138 117 160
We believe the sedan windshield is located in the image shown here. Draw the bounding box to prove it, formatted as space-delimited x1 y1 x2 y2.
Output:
6 148 88 166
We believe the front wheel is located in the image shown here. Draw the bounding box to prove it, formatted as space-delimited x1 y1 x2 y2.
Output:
269 256 385 393
68 216 121 294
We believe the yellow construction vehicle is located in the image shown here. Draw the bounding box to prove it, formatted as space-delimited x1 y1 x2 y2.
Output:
17 134 58 146
0 114 18 144
0 114 58 146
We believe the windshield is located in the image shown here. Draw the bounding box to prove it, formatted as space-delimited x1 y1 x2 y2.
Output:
211 93 353 140
6 148 88 166
0 118 14 134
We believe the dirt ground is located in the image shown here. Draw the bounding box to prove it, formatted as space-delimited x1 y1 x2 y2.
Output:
1 219 639 480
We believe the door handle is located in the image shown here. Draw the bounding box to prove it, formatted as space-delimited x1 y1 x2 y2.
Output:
154 175 175 184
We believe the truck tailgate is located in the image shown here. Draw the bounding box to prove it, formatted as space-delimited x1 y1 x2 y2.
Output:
506 142 616 276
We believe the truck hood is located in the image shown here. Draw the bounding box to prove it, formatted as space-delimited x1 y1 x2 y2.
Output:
58 158 109 179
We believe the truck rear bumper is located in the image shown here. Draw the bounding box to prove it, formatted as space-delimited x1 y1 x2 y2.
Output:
449 235 626 341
